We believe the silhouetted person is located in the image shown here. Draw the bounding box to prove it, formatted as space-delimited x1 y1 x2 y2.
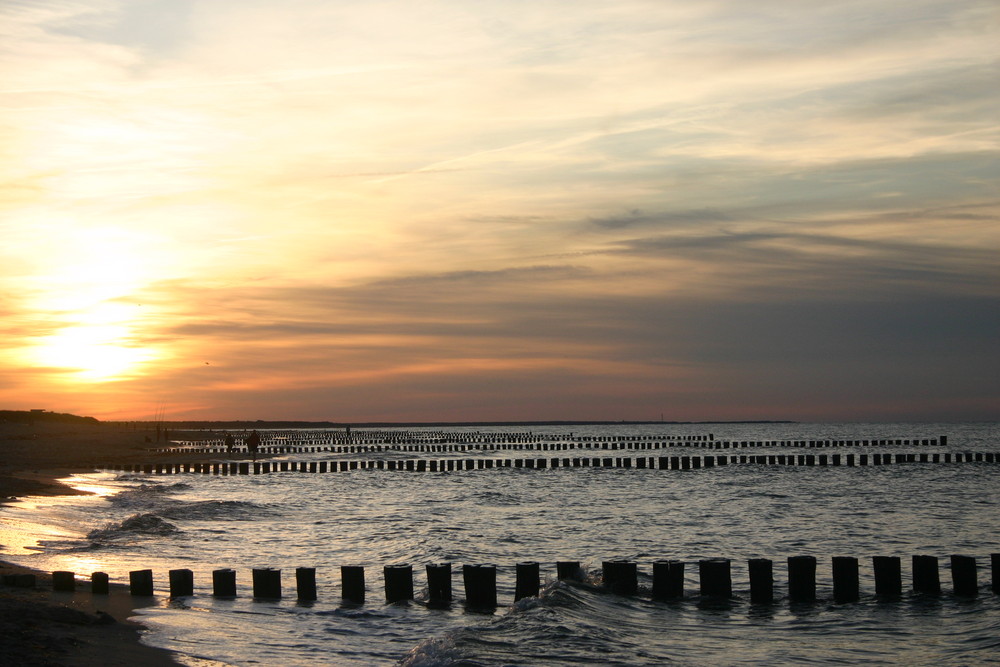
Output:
224 434 235 456
247 430 261 462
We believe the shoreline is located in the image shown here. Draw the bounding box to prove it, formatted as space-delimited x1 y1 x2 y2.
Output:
0 559 180 666
0 422 228 666
0 421 228 505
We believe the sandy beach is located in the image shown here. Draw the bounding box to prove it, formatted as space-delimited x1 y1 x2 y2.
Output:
0 418 224 666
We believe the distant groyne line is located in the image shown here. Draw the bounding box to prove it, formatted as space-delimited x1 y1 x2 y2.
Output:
10 553 999 609
155 433 948 455
101 450 996 476
118 419 796 430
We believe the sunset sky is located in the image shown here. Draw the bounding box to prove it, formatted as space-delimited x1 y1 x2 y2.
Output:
1 0 997 422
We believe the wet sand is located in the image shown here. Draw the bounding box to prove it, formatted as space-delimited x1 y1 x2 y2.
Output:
0 420 223 666
0 560 180 666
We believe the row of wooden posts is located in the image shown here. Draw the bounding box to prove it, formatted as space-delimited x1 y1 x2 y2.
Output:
104 451 996 476
155 435 945 455
163 432 718 451
16 554 999 608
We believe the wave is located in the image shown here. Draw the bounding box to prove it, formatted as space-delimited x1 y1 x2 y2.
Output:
157 500 271 521
106 483 272 522
108 482 191 507
87 513 179 540
400 578 700 667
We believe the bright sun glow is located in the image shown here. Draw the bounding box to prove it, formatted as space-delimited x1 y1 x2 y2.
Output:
12 225 169 382
32 324 157 381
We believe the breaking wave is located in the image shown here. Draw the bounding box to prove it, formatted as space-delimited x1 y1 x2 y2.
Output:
87 513 179 539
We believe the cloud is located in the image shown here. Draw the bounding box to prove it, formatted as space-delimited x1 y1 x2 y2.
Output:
1 0 997 421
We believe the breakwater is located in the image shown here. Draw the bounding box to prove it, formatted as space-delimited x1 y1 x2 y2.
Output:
157 432 946 454
10 553 998 609
101 450 995 476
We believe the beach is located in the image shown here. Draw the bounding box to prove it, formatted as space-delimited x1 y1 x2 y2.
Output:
0 419 217 667
0 560 179 667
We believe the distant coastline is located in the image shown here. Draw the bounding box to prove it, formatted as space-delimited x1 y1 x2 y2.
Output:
2 410 795 430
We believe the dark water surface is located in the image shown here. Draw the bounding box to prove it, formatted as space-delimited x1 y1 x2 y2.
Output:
2 422 997 665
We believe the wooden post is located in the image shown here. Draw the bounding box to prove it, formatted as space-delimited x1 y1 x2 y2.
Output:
296 567 317 602
951 555 977 596
384 564 413 603
748 558 773 604
557 561 583 581
912 555 940 596
787 556 816 602
52 571 75 592
463 564 497 609
602 560 637 596
341 566 365 604
252 568 281 599
213 569 237 597
515 561 540 601
91 572 109 595
873 556 902 598
426 563 452 604
130 569 154 596
169 569 194 598
652 560 684 600
832 557 859 603
698 559 731 598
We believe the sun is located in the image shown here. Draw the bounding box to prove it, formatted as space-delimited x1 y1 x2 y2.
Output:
16 226 167 383
32 323 157 382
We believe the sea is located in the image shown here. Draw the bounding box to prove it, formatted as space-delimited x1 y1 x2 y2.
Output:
1 422 998 666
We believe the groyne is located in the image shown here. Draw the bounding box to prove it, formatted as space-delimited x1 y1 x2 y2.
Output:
156 433 947 455
100 450 996 476
9 554 998 609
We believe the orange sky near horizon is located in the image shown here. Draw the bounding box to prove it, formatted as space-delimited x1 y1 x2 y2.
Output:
1 1 998 423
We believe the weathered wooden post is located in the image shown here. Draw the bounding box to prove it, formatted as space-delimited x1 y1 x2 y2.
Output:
873 556 901 598
52 571 75 592
515 561 540 601
426 563 452 604
748 558 773 604
296 567 317 602
602 560 637 596
91 572 109 595
698 559 732 598
169 569 194 598
384 564 413 603
130 569 154 596
341 566 365 604
463 564 497 609
252 568 282 599
787 556 816 602
832 557 859 603
951 555 977 596
557 561 583 581
912 555 940 596
652 560 684 600
213 569 237 597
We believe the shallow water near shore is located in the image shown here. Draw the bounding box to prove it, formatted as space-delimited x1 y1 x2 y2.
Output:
2 422 999 665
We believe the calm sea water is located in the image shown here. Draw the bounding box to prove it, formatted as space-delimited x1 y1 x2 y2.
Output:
2 422 998 666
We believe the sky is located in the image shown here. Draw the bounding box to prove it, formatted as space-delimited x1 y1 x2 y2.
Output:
1 0 997 423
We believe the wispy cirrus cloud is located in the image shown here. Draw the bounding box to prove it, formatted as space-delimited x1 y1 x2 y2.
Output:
0 0 997 420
